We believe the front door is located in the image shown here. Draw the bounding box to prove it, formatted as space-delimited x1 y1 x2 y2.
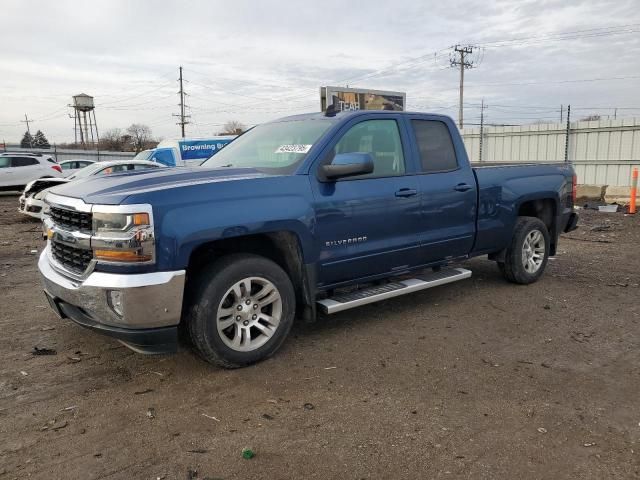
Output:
310 117 422 287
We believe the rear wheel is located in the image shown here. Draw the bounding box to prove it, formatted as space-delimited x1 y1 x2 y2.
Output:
187 254 295 368
498 216 550 284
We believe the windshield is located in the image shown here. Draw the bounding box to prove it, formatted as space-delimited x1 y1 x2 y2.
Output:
133 150 153 161
68 162 106 180
200 119 334 174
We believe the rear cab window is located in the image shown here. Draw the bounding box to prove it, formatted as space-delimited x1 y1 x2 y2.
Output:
411 120 458 173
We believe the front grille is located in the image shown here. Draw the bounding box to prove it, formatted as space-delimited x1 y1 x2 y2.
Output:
50 206 92 232
51 240 93 274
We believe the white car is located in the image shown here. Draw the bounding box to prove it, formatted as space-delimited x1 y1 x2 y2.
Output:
0 153 63 191
59 159 95 177
19 160 163 219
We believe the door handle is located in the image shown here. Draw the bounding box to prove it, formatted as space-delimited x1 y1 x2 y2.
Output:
395 188 418 198
454 183 472 192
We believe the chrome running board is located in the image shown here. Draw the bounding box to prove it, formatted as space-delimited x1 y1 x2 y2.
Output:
317 268 472 314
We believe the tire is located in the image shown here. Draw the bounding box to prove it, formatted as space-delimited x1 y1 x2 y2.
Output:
498 216 550 285
186 254 296 368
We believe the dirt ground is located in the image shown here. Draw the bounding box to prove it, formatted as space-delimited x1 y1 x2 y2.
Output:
0 194 639 480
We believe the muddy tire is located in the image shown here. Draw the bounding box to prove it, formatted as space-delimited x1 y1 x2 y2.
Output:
498 216 550 285
186 254 295 368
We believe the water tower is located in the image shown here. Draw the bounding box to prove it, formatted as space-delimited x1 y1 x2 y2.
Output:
71 94 99 147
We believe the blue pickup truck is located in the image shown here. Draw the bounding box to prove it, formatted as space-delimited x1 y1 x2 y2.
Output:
39 110 578 367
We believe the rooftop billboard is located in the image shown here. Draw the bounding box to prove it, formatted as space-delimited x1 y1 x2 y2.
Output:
320 86 406 112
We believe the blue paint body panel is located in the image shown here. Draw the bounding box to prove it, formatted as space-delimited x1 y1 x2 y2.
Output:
49 110 576 291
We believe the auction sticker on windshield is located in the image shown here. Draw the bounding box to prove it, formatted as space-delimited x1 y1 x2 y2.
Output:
275 144 312 154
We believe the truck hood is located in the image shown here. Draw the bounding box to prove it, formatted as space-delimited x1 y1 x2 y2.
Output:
48 167 276 205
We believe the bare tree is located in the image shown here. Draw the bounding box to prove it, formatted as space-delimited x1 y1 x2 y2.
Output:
126 124 153 153
580 114 601 122
220 120 246 135
99 128 127 151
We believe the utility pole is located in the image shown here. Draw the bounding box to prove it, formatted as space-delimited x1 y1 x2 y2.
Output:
450 45 475 128
21 114 33 147
479 99 487 163
560 104 564 123
173 66 190 138
564 105 571 163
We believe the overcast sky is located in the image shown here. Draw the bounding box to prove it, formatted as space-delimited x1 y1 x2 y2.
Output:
1 0 639 143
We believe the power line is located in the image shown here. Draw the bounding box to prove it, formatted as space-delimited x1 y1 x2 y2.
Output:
474 24 640 49
464 74 640 88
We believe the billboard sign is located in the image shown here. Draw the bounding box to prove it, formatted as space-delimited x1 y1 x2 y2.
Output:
320 86 406 112
178 139 233 161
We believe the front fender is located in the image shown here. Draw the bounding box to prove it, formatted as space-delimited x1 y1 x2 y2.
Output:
146 176 317 270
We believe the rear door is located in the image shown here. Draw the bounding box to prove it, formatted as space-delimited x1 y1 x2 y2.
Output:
0 156 12 187
408 118 477 263
10 156 42 186
310 116 422 287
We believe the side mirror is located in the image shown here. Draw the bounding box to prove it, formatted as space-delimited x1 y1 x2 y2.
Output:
321 152 374 180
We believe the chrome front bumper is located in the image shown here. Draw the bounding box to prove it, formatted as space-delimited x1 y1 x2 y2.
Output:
38 247 185 329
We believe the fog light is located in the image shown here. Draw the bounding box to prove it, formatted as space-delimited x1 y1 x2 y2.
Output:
108 290 124 316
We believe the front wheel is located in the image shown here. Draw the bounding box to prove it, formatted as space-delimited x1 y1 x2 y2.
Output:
187 254 296 368
498 216 550 285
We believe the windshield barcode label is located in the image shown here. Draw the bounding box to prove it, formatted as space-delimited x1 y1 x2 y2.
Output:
275 144 312 154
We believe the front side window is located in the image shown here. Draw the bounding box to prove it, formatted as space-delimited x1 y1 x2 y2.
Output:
0 157 10 168
201 119 335 174
329 119 405 179
61 162 74 170
412 120 458 173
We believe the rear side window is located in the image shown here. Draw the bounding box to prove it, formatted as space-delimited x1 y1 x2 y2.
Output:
0 157 10 168
11 157 39 167
133 164 158 170
61 162 74 170
412 120 458 173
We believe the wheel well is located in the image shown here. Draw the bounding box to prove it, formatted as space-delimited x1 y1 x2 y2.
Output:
186 232 315 321
518 198 557 254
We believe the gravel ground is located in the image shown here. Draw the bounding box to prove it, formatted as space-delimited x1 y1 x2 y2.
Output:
0 194 639 480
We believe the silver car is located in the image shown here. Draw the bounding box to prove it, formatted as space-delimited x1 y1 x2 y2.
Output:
19 160 163 219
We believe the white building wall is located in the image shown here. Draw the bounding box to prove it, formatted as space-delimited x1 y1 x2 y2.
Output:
462 118 640 186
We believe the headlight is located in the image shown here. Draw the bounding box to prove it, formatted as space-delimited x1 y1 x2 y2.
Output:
93 212 149 233
91 206 155 264
42 195 51 216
